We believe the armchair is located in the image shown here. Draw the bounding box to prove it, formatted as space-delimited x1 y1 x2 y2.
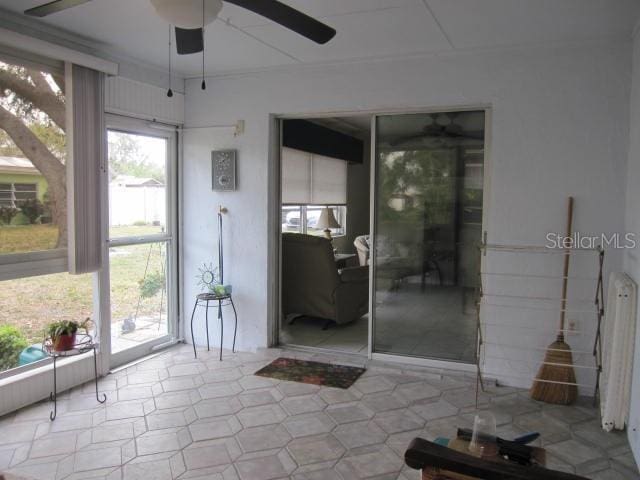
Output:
282 233 368 328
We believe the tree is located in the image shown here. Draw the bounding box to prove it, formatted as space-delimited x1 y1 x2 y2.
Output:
108 133 164 182
0 130 23 157
0 62 67 246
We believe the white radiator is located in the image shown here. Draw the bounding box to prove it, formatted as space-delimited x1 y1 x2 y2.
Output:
601 272 637 431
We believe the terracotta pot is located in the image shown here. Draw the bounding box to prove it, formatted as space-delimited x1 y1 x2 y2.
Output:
53 332 76 351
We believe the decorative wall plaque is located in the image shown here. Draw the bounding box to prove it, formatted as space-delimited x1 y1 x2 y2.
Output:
211 150 237 191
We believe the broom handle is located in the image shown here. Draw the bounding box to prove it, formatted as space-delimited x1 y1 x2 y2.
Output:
558 196 574 341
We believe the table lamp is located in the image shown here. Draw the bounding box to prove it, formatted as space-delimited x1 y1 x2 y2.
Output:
317 207 341 241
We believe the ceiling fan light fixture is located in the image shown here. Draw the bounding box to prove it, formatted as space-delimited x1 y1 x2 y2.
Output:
150 0 222 29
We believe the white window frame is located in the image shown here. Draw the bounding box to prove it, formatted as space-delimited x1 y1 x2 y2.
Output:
102 114 179 369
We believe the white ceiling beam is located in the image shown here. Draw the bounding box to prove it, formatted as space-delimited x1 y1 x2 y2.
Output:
0 26 118 75
223 19 302 63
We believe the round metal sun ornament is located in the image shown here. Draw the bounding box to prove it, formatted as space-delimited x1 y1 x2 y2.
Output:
196 262 219 292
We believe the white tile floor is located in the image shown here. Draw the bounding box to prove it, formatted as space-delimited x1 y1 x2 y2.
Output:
0 344 638 480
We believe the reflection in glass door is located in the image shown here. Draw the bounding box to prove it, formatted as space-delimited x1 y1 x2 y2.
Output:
372 110 486 363
106 124 177 365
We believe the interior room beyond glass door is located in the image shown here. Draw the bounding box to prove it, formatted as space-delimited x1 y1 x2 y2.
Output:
372 110 486 363
107 126 177 365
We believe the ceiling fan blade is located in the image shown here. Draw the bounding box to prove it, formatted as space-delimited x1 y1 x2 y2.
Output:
175 27 204 55
24 0 92 17
224 0 336 44
389 134 425 147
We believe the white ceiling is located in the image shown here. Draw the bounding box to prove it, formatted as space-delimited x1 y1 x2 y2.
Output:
1 0 639 77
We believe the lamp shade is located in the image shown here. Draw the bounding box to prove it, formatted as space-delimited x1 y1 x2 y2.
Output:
316 207 341 230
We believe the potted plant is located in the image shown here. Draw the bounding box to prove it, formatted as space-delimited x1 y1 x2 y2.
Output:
45 318 91 352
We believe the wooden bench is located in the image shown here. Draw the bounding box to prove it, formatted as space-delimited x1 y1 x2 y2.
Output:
405 438 590 480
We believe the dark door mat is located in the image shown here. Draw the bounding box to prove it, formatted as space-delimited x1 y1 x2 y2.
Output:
254 357 366 389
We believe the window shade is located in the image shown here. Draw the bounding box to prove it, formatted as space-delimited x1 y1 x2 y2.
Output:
282 147 311 204
67 63 104 274
311 154 347 204
281 147 347 205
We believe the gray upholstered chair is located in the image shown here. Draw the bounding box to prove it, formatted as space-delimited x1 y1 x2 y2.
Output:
282 233 368 328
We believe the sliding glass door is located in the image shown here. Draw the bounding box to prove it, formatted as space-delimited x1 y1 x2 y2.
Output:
105 117 178 367
372 110 486 363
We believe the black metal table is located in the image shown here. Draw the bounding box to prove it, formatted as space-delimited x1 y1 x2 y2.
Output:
44 334 106 420
189 292 238 360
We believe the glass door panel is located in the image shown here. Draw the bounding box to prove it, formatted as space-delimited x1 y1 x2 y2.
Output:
109 241 169 353
107 131 168 239
106 124 176 365
372 110 486 363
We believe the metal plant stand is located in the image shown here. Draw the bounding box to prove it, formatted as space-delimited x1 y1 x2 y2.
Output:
190 206 238 360
189 292 238 360
44 334 106 421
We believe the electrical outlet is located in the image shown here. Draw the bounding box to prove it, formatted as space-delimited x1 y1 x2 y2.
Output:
567 320 578 332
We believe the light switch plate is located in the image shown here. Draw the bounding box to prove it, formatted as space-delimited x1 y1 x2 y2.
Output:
211 150 237 191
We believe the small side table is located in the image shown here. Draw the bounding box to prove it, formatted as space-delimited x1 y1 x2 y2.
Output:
44 334 106 421
189 292 238 360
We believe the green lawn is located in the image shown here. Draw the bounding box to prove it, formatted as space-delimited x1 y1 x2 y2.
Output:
0 224 167 343
0 224 59 254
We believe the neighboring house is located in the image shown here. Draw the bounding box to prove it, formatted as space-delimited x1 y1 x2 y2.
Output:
0 156 47 208
110 175 163 188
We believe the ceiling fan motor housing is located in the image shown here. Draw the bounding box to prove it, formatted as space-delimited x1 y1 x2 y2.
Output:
150 0 223 28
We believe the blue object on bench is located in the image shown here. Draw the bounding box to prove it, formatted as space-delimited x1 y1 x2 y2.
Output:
19 345 47 366
434 437 450 447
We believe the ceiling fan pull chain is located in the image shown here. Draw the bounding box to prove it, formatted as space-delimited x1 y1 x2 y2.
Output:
167 23 174 98
201 0 206 90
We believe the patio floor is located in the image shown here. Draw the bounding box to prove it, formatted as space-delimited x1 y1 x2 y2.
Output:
0 344 637 479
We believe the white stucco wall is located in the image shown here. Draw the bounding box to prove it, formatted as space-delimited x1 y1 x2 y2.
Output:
182 42 630 393
623 29 640 467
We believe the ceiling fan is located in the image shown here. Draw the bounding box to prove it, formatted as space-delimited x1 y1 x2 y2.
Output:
24 0 337 55
389 115 484 147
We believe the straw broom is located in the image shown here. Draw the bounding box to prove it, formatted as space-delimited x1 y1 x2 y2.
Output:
530 196 578 404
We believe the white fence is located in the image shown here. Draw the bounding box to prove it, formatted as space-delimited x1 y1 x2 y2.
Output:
109 185 166 226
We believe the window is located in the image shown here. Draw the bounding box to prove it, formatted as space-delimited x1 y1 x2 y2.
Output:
0 183 11 207
108 131 167 239
281 205 346 237
0 57 66 256
281 148 347 204
0 54 92 379
0 271 94 376
0 183 37 207
281 147 348 237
